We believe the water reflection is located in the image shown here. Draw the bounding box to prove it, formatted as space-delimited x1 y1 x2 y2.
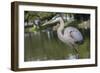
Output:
24 30 90 61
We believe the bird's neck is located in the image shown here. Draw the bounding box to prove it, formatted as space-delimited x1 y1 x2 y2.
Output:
57 18 65 42
58 18 64 31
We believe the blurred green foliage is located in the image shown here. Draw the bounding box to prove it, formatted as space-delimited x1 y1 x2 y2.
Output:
24 11 56 22
24 11 90 33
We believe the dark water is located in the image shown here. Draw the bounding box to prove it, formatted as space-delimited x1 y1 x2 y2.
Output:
24 30 90 61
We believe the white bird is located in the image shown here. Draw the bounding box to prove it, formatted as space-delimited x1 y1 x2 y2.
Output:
43 14 83 59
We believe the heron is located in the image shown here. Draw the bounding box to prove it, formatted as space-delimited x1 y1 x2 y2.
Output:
43 14 83 59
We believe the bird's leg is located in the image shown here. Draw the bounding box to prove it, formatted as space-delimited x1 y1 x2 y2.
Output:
74 45 80 59
74 48 80 59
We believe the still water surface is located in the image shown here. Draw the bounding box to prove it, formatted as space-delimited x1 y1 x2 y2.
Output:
24 30 90 61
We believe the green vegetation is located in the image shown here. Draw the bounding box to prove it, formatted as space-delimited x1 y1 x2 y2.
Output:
24 11 90 61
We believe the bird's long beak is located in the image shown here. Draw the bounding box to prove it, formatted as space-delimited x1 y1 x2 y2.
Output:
42 18 59 26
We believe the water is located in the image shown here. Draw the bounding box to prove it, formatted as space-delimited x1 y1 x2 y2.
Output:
24 30 90 62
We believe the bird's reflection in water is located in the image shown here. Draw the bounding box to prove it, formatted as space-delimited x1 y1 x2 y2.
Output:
68 54 79 59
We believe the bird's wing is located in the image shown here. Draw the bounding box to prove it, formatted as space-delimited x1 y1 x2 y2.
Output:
70 30 83 42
